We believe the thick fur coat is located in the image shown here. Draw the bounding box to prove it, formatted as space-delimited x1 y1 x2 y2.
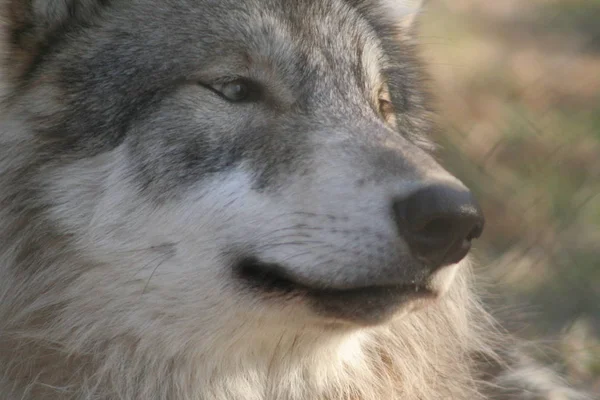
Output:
0 0 590 399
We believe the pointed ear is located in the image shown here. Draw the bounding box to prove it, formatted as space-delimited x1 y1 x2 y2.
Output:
3 0 104 76
377 0 424 30
6 0 102 49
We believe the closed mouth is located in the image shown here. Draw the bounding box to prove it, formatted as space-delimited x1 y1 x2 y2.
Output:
236 257 305 293
235 257 430 294
235 257 437 323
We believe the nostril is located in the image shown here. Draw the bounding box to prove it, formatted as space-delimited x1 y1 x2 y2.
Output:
466 222 484 241
394 183 485 268
419 217 457 238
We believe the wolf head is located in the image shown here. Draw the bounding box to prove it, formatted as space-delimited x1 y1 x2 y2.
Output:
0 1 490 398
1 0 484 333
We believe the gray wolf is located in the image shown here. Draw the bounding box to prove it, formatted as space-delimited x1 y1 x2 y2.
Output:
0 0 590 399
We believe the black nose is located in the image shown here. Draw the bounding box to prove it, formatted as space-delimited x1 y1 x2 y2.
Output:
394 184 484 268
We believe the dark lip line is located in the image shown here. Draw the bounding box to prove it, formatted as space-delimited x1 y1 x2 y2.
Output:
307 283 436 301
235 257 434 297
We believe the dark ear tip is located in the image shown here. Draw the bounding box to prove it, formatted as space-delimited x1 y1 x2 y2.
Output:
4 0 105 49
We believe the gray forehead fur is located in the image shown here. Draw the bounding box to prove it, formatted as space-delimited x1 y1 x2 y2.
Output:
6 0 433 197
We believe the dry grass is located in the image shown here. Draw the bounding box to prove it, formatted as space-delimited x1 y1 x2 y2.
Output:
420 0 600 392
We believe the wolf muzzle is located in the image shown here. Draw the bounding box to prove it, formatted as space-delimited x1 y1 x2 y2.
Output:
393 183 484 270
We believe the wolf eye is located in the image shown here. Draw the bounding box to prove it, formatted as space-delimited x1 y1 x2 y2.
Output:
213 80 256 102
377 84 396 125
379 98 395 117
378 97 397 126
222 81 249 101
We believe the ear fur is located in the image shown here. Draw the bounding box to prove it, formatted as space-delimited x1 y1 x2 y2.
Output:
5 0 103 49
347 0 424 34
1 0 105 80
383 0 423 29
375 0 423 29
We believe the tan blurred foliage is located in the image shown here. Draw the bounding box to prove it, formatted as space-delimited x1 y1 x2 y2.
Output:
420 0 600 392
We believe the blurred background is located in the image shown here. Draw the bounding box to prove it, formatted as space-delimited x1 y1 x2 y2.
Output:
420 0 600 393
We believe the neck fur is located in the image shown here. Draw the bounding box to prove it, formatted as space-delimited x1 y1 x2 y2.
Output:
0 258 498 400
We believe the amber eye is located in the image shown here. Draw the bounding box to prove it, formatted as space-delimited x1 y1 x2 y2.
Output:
378 88 396 124
379 97 395 118
213 79 257 102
